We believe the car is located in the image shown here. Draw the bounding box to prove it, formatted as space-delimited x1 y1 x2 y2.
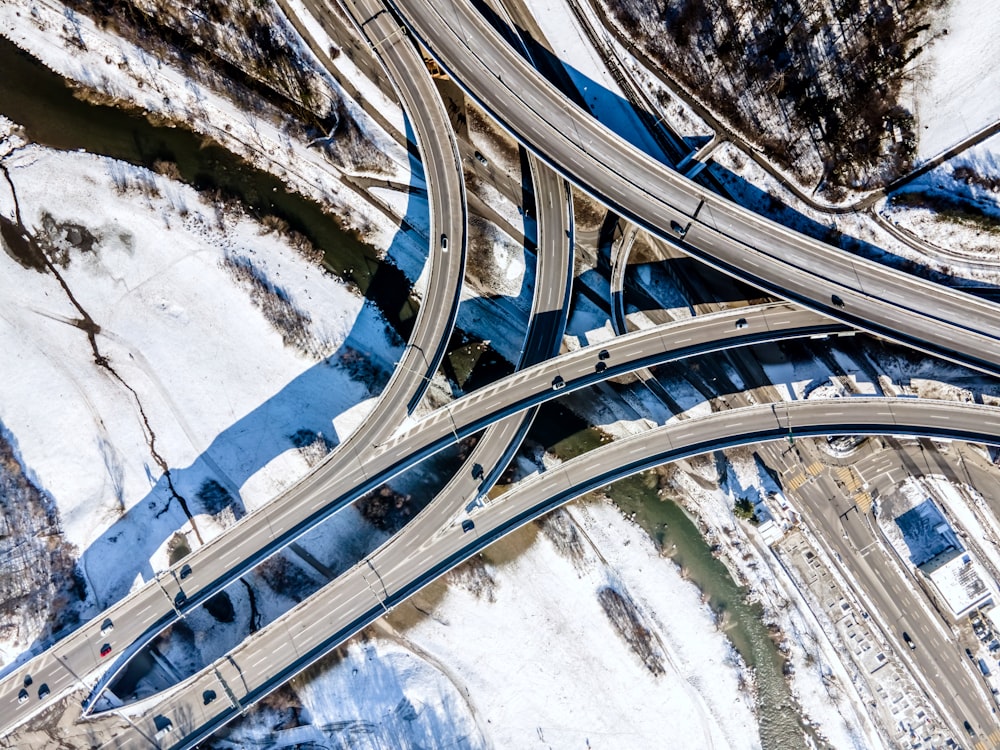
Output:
23 675 32 688
901 631 915 650
831 294 845 308
670 220 688 236
203 689 217 705
179 563 193 580
735 318 748 329
100 618 114 636
37 684 49 700
551 375 566 390
462 519 475 533
440 234 448 251
474 150 488 165
595 361 607 373
174 591 187 607
965 720 976 737
598 349 610 360
100 643 113 658
471 463 484 480
17 689 28 705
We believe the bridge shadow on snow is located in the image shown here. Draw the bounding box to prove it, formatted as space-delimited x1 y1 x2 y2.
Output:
472 3 1000 297
9 117 431 669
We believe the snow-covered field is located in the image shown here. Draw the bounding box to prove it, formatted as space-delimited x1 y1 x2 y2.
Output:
0 126 399 659
910 0 1000 161
881 132 1000 262
217 635 486 750
398 499 760 749
217 498 761 750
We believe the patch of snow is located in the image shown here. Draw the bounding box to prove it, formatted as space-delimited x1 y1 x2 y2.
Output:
219 637 484 750
0 142 396 656
911 0 1000 161
401 499 760 749
529 0 670 163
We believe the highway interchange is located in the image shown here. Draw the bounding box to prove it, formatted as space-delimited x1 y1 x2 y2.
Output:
4 0 1000 748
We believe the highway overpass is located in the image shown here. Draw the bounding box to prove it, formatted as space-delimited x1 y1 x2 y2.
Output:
68 397 1000 750
388 0 1000 378
0 303 841 732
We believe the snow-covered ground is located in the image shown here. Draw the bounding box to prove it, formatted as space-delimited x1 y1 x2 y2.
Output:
0 0 411 250
881 132 1000 261
0 127 398 660
709 140 1000 288
389 499 759 750
529 0 670 164
910 0 1000 161
217 635 486 750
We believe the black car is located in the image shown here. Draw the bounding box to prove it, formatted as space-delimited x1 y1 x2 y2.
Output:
831 294 845 308
901 631 915 650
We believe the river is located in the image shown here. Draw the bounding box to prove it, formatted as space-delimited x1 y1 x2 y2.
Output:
2 30 814 749
532 401 815 749
0 35 414 333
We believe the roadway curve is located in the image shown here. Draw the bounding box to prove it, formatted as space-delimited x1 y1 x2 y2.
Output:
331 0 466 420
387 0 1000 377
0 0 467 733
452 155 575 497
73 397 1000 750
0 303 840 732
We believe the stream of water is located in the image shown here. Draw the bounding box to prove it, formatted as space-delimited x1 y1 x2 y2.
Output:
534 407 812 749
2 32 815 749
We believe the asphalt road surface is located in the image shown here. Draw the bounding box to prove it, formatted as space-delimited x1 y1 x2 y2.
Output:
388 0 1000 377
53 398 1000 750
0 303 840 734
784 438 997 743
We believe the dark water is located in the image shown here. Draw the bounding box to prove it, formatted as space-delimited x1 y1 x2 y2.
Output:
531 409 809 749
0 34 410 320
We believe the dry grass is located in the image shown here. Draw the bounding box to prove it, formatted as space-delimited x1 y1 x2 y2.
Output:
597 585 666 675
0 428 85 649
609 0 944 195
222 253 330 358
444 555 498 602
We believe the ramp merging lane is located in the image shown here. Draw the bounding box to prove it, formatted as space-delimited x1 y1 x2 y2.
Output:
388 0 1000 377
6 2 1000 746
0 304 841 732
73 398 1000 749
0 0 468 732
